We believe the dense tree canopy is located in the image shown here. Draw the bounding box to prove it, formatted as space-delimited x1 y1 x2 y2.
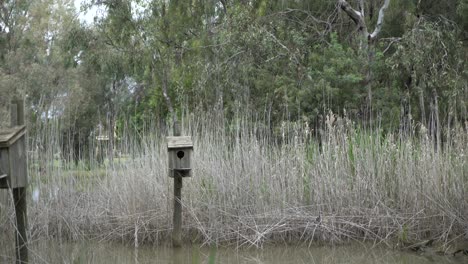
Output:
0 0 466 157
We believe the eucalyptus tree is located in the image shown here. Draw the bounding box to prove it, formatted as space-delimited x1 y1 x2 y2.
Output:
57 0 138 165
0 0 78 137
0 0 35 122
387 18 466 147
78 0 467 139
337 0 391 125
336 0 467 133
90 0 212 130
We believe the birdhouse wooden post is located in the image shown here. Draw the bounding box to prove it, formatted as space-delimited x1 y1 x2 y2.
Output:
0 99 29 263
167 136 193 177
0 125 27 189
167 124 194 248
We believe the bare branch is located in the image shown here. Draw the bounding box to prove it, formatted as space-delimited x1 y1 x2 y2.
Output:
370 0 391 40
359 0 365 17
284 8 329 25
219 0 227 14
338 0 368 36
264 29 300 65
381 37 402 54
338 0 362 26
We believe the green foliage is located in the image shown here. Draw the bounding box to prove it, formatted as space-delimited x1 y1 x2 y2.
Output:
208 245 217 264
456 0 468 40
301 33 365 122
387 18 466 126
0 0 466 150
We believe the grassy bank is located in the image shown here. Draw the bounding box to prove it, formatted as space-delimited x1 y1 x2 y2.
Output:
0 112 467 249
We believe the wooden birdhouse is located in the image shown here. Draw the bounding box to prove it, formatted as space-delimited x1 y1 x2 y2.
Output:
167 136 193 177
0 125 27 189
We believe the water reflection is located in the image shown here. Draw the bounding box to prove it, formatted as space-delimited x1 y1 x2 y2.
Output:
1 240 467 264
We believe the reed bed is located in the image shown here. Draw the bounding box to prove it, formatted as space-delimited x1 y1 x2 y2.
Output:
0 112 467 249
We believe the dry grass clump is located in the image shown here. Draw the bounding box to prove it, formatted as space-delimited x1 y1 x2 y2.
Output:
0 112 467 249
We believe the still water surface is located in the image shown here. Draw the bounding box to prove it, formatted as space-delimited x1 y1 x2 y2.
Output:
1 241 467 263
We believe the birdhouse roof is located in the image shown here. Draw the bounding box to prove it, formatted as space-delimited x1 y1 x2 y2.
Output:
0 125 26 148
167 136 193 149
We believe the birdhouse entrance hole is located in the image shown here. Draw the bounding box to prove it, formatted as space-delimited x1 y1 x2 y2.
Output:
177 150 184 159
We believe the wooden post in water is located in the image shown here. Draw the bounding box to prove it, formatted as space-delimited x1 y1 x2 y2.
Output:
167 121 193 248
172 121 182 247
11 99 28 263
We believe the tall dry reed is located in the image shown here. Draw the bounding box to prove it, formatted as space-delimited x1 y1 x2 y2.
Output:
0 111 466 249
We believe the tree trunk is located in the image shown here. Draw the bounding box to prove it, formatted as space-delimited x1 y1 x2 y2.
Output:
108 80 116 167
339 0 391 127
419 87 426 128
159 63 177 127
366 45 375 126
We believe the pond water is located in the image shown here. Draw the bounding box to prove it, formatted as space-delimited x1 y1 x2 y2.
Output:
1 240 467 264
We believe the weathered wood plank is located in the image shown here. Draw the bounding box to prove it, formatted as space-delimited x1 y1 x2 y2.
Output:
0 148 9 188
11 136 27 188
14 187 28 263
14 99 28 263
0 190 7 212
0 125 26 148
171 122 183 248
168 150 192 168
167 136 193 149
